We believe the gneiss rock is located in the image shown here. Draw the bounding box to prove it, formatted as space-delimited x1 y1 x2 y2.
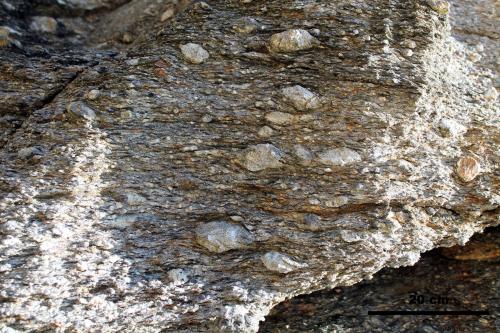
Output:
269 29 317 53
281 85 320 111
196 221 254 253
242 144 283 172
0 0 498 332
261 251 308 273
180 43 210 64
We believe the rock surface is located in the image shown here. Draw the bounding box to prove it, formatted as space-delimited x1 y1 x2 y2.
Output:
0 0 498 332
260 228 499 333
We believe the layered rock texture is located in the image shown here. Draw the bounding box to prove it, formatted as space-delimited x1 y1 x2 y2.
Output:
261 228 500 333
0 0 498 332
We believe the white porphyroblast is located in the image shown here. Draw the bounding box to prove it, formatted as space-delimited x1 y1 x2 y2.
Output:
261 251 308 273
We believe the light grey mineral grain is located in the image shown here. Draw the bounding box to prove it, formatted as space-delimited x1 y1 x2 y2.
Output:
30 16 58 33
0 220 20 233
124 192 146 205
242 144 283 172
303 214 321 231
265 111 294 125
196 221 254 253
439 118 467 137
318 148 362 166
180 43 210 64
294 145 314 166
17 146 45 159
67 101 97 121
484 86 498 101
233 17 259 34
281 85 320 111
201 114 213 123
340 230 366 243
86 89 100 100
261 251 308 273
269 29 317 53
258 126 274 137
168 268 190 285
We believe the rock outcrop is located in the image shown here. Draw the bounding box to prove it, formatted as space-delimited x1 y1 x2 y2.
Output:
0 0 498 332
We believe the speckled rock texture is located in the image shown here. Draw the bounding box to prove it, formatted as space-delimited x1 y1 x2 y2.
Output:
260 228 500 333
0 0 498 332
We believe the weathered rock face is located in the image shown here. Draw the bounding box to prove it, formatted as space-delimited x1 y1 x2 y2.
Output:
260 228 500 333
0 1 498 332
